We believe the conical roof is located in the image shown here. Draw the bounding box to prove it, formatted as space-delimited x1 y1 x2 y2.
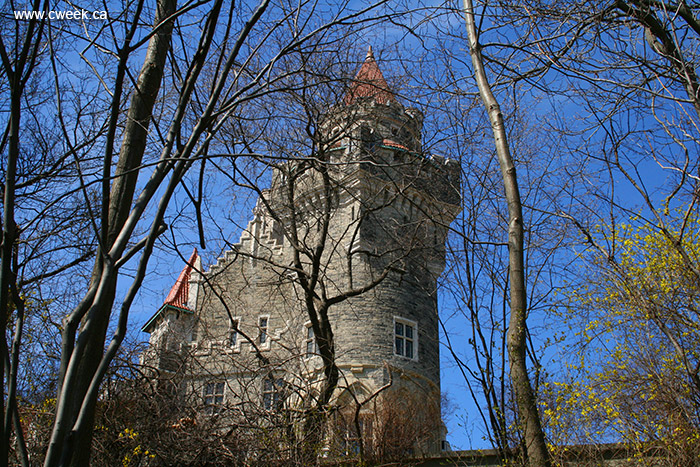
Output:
343 46 397 105
142 249 199 333
163 249 199 310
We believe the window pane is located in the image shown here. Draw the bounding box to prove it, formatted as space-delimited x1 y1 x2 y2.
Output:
216 382 224 394
230 330 237 346
307 326 314 339
260 317 268 344
406 340 413 359
405 324 413 339
230 320 239 346
263 378 285 410
395 322 404 336
395 337 404 356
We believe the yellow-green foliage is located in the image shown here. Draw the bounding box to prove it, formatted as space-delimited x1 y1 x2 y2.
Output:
543 211 700 465
117 428 156 466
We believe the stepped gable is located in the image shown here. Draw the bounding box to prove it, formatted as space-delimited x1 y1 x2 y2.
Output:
208 249 239 276
343 46 397 106
208 198 285 275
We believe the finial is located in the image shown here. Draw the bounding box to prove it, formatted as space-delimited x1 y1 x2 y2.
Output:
366 45 374 61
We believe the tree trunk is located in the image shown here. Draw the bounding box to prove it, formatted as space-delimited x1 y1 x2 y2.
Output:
0 6 45 462
43 1 176 465
461 1 551 465
0 68 21 467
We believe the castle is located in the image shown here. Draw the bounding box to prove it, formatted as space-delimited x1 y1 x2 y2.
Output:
140 48 460 458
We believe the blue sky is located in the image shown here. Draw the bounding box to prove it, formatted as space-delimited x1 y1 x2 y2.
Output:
16 0 697 454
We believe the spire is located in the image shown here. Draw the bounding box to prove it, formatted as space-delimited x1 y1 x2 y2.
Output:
343 46 397 105
163 249 199 310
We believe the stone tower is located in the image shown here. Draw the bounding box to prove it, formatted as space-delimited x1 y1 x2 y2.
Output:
141 48 460 455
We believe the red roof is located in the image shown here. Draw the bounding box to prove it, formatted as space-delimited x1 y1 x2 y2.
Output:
382 139 409 151
344 46 396 105
163 249 198 310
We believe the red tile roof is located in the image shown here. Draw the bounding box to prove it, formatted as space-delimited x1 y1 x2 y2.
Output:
163 249 198 310
382 139 409 151
344 46 397 105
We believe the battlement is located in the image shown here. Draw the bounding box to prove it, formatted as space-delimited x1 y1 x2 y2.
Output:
321 99 423 154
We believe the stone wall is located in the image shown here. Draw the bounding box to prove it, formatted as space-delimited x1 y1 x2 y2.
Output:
141 59 462 453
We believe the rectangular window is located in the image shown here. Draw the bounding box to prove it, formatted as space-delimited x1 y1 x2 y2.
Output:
305 324 318 357
259 317 268 345
394 318 416 359
338 413 373 456
262 377 285 410
229 318 239 347
204 381 225 413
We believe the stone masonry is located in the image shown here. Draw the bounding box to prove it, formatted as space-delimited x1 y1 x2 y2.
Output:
141 48 461 454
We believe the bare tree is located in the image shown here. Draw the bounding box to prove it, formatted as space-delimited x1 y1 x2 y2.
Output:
2 0 406 465
436 0 700 461
459 1 552 465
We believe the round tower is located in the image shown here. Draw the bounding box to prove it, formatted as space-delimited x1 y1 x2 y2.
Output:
319 48 461 437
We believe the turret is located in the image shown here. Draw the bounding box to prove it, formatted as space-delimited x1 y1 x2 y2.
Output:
141 249 201 372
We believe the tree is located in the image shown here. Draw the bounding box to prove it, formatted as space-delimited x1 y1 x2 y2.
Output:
543 213 700 465
402 0 700 458
1 1 397 464
0 1 98 464
460 1 552 465
460 3 700 459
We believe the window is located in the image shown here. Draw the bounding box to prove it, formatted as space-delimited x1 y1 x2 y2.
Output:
229 318 239 347
394 318 417 359
305 324 318 357
262 377 286 410
258 316 268 345
204 381 225 413
337 413 373 456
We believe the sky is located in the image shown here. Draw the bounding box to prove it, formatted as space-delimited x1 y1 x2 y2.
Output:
7 0 698 456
